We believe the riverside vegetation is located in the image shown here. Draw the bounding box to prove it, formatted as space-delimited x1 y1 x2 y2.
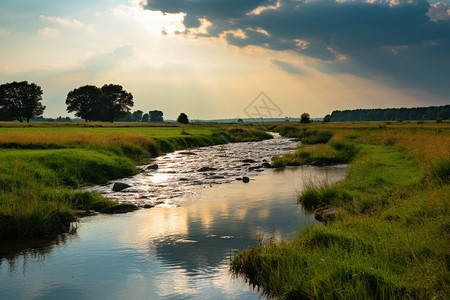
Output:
232 121 450 299
0 122 271 239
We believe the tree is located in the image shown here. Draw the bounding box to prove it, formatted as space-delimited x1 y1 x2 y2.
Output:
323 115 331 122
131 110 143 122
0 81 45 123
177 113 189 124
0 108 14 121
117 113 132 122
141 113 149 122
300 112 310 124
100 84 134 122
66 85 102 121
149 110 164 122
66 84 134 122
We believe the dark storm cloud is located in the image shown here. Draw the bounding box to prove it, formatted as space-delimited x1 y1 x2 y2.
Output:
143 0 275 19
144 0 450 96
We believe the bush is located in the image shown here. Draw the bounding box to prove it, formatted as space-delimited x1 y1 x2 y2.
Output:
298 187 322 210
302 131 333 144
298 184 352 209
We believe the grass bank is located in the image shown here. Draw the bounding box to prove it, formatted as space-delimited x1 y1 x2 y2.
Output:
232 123 450 299
0 123 271 239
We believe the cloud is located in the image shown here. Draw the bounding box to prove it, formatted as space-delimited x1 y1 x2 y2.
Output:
37 27 59 36
40 15 84 28
143 0 450 97
0 29 10 36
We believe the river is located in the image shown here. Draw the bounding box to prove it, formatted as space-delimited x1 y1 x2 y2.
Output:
0 135 347 299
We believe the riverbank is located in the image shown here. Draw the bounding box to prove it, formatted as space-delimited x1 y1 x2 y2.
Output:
232 123 450 299
0 123 271 239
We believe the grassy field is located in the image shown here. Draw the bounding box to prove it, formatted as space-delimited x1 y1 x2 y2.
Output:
233 122 450 299
0 122 271 239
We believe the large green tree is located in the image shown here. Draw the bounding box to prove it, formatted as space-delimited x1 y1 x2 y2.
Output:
66 84 133 122
66 85 102 121
100 84 134 122
0 108 14 121
0 81 45 123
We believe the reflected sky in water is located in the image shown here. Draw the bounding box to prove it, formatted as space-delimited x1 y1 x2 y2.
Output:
0 165 347 299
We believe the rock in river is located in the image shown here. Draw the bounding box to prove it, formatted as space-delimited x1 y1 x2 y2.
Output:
248 165 263 171
314 207 338 223
197 167 217 172
112 182 132 192
146 164 159 170
179 152 197 155
102 204 139 214
242 177 250 183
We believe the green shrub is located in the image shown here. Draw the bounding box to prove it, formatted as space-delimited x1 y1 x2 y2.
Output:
302 131 333 144
298 187 322 210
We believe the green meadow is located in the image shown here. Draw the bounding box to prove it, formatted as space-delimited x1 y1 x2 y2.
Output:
0 122 271 239
233 122 450 299
1 120 449 299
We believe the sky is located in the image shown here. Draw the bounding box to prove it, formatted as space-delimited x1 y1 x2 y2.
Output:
0 0 449 119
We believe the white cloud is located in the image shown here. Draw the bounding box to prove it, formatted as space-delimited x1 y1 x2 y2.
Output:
39 15 84 28
247 0 280 16
0 29 10 36
37 27 59 36
111 2 184 35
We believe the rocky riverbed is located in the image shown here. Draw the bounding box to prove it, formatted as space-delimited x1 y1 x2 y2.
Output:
88 133 300 208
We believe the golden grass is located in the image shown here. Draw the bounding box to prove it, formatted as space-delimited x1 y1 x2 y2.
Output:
357 129 450 167
293 122 450 161
0 121 179 128
233 122 450 299
0 131 157 149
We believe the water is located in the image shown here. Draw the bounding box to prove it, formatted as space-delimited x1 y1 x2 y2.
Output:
87 133 302 207
0 136 347 299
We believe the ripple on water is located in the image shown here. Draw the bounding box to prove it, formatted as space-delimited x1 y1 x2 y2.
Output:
88 133 300 207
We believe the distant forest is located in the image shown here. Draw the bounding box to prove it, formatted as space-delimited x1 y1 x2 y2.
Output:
328 105 450 122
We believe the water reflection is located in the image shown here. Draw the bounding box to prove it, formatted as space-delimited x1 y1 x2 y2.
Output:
146 166 347 279
0 233 77 273
1 152 347 299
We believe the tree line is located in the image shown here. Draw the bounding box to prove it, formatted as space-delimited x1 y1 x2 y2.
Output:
0 81 189 123
327 105 450 122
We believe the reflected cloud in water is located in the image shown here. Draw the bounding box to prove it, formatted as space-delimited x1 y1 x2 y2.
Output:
1 138 347 299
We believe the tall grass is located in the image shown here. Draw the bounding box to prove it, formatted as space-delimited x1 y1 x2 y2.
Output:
272 140 360 167
233 123 450 299
0 132 161 160
274 124 333 144
0 123 273 239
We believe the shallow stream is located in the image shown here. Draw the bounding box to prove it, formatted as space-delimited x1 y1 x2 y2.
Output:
0 135 347 299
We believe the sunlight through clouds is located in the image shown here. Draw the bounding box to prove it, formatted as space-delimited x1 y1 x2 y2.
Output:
111 1 185 36
0 0 448 119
